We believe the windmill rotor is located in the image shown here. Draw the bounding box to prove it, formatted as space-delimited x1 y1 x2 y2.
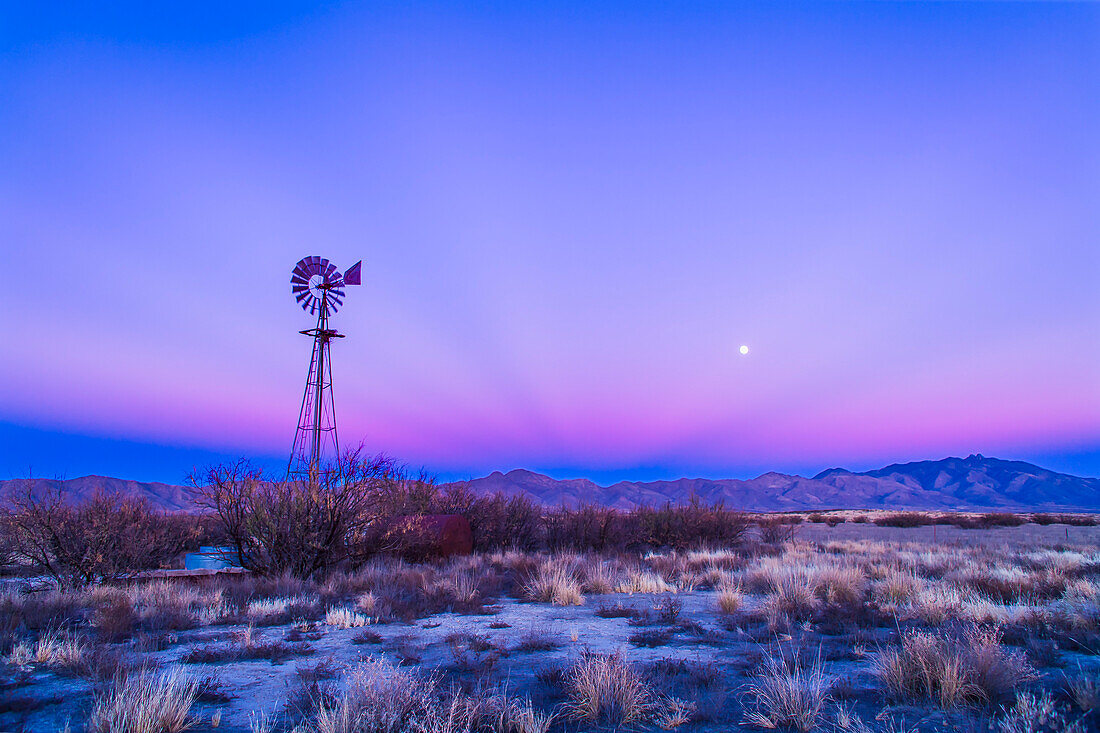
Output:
291 256 346 315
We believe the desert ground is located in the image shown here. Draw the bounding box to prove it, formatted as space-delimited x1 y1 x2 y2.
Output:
2 517 1099 733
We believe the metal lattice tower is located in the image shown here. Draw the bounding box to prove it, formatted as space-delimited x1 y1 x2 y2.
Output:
288 256 362 479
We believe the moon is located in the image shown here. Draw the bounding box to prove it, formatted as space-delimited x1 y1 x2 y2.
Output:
739 344 750 356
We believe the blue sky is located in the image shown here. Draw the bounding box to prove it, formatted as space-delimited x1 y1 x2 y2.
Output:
2 2 1098 484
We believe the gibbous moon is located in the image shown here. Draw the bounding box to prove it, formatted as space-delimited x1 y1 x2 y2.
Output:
739 344 750 355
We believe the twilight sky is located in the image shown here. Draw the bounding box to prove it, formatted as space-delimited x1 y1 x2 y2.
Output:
1 2 1098 485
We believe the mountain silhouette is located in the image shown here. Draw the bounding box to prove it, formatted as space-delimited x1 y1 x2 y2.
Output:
1 455 1095 512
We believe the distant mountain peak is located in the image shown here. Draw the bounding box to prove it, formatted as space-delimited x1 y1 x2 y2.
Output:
3 455 1095 513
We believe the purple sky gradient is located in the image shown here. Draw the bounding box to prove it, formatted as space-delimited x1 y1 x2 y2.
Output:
1 2 1098 484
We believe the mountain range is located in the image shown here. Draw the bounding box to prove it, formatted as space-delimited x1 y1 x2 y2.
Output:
1 455 1095 513
455 455 1098 511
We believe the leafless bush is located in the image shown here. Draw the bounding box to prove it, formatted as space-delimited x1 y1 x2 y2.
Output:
757 516 799 544
466 492 543 552
873 512 934 528
190 451 396 578
630 498 751 550
2 487 197 590
545 503 625 552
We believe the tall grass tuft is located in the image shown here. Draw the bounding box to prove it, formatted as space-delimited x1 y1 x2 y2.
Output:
87 667 198 733
563 651 651 728
742 646 829 732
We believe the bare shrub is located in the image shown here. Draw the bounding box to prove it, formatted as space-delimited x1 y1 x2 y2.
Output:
87 667 198 733
982 513 1027 528
92 594 137 641
515 628 562 652
630 499 750 550
545 504 625 552
2 487 197 590
873 512 934 528
190 451 396 578
466 492 543 552
757 516 798 544
742 646 829 732
563 651 651 728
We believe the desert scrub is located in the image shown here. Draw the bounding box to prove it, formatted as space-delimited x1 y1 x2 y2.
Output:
996 691 1088 733
716 584 744 615
300 657 552 733
563 651 651 727
87 667 198 733
617 570 677 594
246 595 318 625
742 646 829 732
874 625 1036 707
8 628 87 670
523 560 584 606
325 607 372 628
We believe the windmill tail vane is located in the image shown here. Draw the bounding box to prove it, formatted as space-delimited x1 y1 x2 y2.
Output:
288 256 362 480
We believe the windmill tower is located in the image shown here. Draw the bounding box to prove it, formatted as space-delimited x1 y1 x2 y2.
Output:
288 256 362 479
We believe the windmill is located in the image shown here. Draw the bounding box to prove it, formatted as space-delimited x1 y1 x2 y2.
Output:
288 256 362 479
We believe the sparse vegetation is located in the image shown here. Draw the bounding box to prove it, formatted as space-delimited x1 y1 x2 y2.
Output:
743 646 829 732
2 517 1098 732
87 667 198 733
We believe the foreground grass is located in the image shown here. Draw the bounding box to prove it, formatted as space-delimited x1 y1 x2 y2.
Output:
2 531 1099 732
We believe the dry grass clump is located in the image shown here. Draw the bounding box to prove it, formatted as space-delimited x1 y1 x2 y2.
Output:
996 691 1088 733
875 625 1036 708
871 570 921 609
306 657 435 733
325 607 372 629
124 582 227 631
87 667 198 733
8 627 87 670
812 565 866 606
1063 665 1100 713
523 560 584 606
761 576 819 628
617 570 677 594
579 557 627 594
563 651 651 728
299 657 553 733
716 584 744 615
246 595 318 625
742 646 829 732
